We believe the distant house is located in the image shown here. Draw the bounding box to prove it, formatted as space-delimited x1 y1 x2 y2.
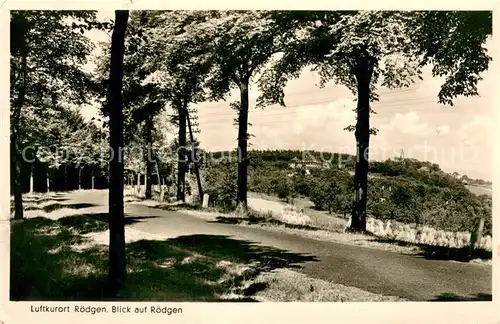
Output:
435 170 447 177
418 166 430 173
289 156 328 170
288 157 301 169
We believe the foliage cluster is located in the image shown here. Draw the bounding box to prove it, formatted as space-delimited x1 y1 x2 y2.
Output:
211 149 493 235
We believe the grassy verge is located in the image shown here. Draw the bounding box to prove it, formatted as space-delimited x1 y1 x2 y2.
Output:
248 192 493 254
249 192 347 232
165 200 491 265
250 192 492 263
242 269 406 302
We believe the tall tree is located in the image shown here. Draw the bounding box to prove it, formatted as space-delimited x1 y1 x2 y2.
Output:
96 11 168 200
175 10 294 209
144 10 210 202
263 11 492 231
10 10 101 219
106 9 129 294
26 103 108 191
125 11 166 199
10 13 29 219
407 11 492 106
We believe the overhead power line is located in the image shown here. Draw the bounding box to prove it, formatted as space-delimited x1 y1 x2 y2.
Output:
197 96 486 127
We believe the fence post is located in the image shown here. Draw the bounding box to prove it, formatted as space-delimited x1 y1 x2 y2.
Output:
202 194 210 209
469 216 485 255
29 165 34 194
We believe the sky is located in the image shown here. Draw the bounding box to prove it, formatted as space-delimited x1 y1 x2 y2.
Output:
81 11 494 181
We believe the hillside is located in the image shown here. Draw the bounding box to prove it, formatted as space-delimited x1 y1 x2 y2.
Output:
206 149 489 196
203 149 492 236
466 185 492 197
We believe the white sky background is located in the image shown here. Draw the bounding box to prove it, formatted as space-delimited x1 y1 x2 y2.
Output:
81 11 494 181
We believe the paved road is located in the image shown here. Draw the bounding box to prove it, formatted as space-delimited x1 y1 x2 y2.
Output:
66 190 492 301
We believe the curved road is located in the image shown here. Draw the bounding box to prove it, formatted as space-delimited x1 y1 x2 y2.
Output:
70 190 492 301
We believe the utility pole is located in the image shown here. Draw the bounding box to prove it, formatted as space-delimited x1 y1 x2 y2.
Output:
186 108 203 203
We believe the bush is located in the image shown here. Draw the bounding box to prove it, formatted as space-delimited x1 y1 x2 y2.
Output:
292 173 311 197
370 160 404 177
309 170 352 217
275 177 294 202
365 176 492 235
249 167 301 203
248 166 280 195
201 160 237 211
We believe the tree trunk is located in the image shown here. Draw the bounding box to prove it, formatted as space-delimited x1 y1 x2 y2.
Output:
144 117 153 199
106 9 129 295
92 175 95 190
47 169 50 193
11 14 29 220
144 165 147 196
136 172 140 194
11 134 23 218
155 161 161 192
155 161 164 201
64 164 68 191
145 162 152 198
29 165 34 194
176 101 187 202
236 79 250 210
78 166 82 190
12 155 23 220
350 55 374 232
186 108 203 204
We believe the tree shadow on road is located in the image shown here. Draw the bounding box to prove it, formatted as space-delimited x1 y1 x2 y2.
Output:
156 203 201 211
431 292 492 301
24 203 99 213
23 197 69 204
16 213 160 235
11 216 318 302
59 213 160 231
370 237 492 263
42 203 99 212
212 215 323 232
160 234 319 271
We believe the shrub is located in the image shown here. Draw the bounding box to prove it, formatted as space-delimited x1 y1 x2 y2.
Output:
248 166 281 195
274 176 297 203
292 173 311 197
249 166 301 203
365 176 492 236
201 160 237 211
309 170 352 216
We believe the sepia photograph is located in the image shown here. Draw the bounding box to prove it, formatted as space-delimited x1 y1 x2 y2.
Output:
7 8 493 306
